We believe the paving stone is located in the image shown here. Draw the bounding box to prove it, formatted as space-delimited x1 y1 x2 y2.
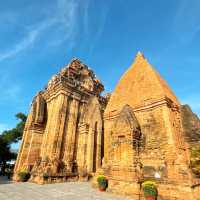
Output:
0 177 132 200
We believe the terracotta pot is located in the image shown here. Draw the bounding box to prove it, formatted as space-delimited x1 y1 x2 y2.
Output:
146 197 156 200
99 187 106 192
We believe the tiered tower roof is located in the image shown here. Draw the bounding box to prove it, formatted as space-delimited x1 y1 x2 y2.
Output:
105 52 180 113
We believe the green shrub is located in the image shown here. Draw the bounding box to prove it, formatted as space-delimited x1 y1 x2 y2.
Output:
97 175 108 190
43 172 49 180
142 180 157 198
18 169 30 182
190 147 200 176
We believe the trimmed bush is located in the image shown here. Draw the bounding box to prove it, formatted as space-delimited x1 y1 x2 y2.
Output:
142 180 158 198
18 169 30 182
43 172 49 180
97 175 108 191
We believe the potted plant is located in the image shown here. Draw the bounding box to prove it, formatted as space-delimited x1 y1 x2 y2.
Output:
43 172 49 181
142 180 158 200
97 175 108 191
18 169 31 182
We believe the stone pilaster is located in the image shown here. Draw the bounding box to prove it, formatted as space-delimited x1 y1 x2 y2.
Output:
40 100 54 159
25 130 34 166
96 125 102 169
76 123 89 171
50 95 65 157
14 107 35 172
86 126 95 173
54 95 69 159
25 129 44 168
41 96 60 159
63 97 79 172
14 129 30 172
103 117 113 165
162 105 190 182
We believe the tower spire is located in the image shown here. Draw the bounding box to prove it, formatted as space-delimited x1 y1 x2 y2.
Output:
136 51 145 59
105 52 180 113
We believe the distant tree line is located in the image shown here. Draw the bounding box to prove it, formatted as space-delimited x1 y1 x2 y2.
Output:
0 113 27 175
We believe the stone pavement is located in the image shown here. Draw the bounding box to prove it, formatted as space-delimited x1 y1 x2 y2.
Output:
0 176 132 200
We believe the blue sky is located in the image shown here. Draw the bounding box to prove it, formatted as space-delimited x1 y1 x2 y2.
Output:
0 0 200 148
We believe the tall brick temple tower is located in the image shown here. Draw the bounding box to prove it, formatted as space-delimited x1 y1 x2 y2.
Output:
103 52 199 199
14 59 107 183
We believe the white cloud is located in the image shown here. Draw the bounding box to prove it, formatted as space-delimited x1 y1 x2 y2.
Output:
89 7 109 56
48 0 79 47
0 0 80 62
0 19 57 62
83 0 90 36
0 0 109 61
85 1 110 57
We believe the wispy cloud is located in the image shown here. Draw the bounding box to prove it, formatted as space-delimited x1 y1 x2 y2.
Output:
48 0 79 46
0 0 110 61
83 0 90 36
84 1 110 56
0 0 80 62
89 6 109 56
173 0 200 44
0 19 57 62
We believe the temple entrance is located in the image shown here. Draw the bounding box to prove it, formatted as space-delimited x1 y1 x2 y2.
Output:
111 105 141 167
117 135 125 162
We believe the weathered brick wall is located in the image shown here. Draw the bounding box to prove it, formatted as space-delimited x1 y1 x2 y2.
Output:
14 59 105 182
103 52 195 199
14 99 45 173
181 104 200 146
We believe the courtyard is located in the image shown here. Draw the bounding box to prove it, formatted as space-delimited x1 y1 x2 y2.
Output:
0 176 132 200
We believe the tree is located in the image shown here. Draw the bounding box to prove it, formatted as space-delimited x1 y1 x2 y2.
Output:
0 112 27 175
1 112 27 144
0 137 16 175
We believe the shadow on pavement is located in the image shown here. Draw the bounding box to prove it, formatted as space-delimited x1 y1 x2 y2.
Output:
0 176 13 185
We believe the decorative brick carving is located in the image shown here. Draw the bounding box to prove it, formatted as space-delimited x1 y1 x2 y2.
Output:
14 58 106 183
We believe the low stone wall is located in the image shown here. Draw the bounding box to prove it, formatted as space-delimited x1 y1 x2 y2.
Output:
105 179 196 200
29 174 79 184
157 183 194 200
